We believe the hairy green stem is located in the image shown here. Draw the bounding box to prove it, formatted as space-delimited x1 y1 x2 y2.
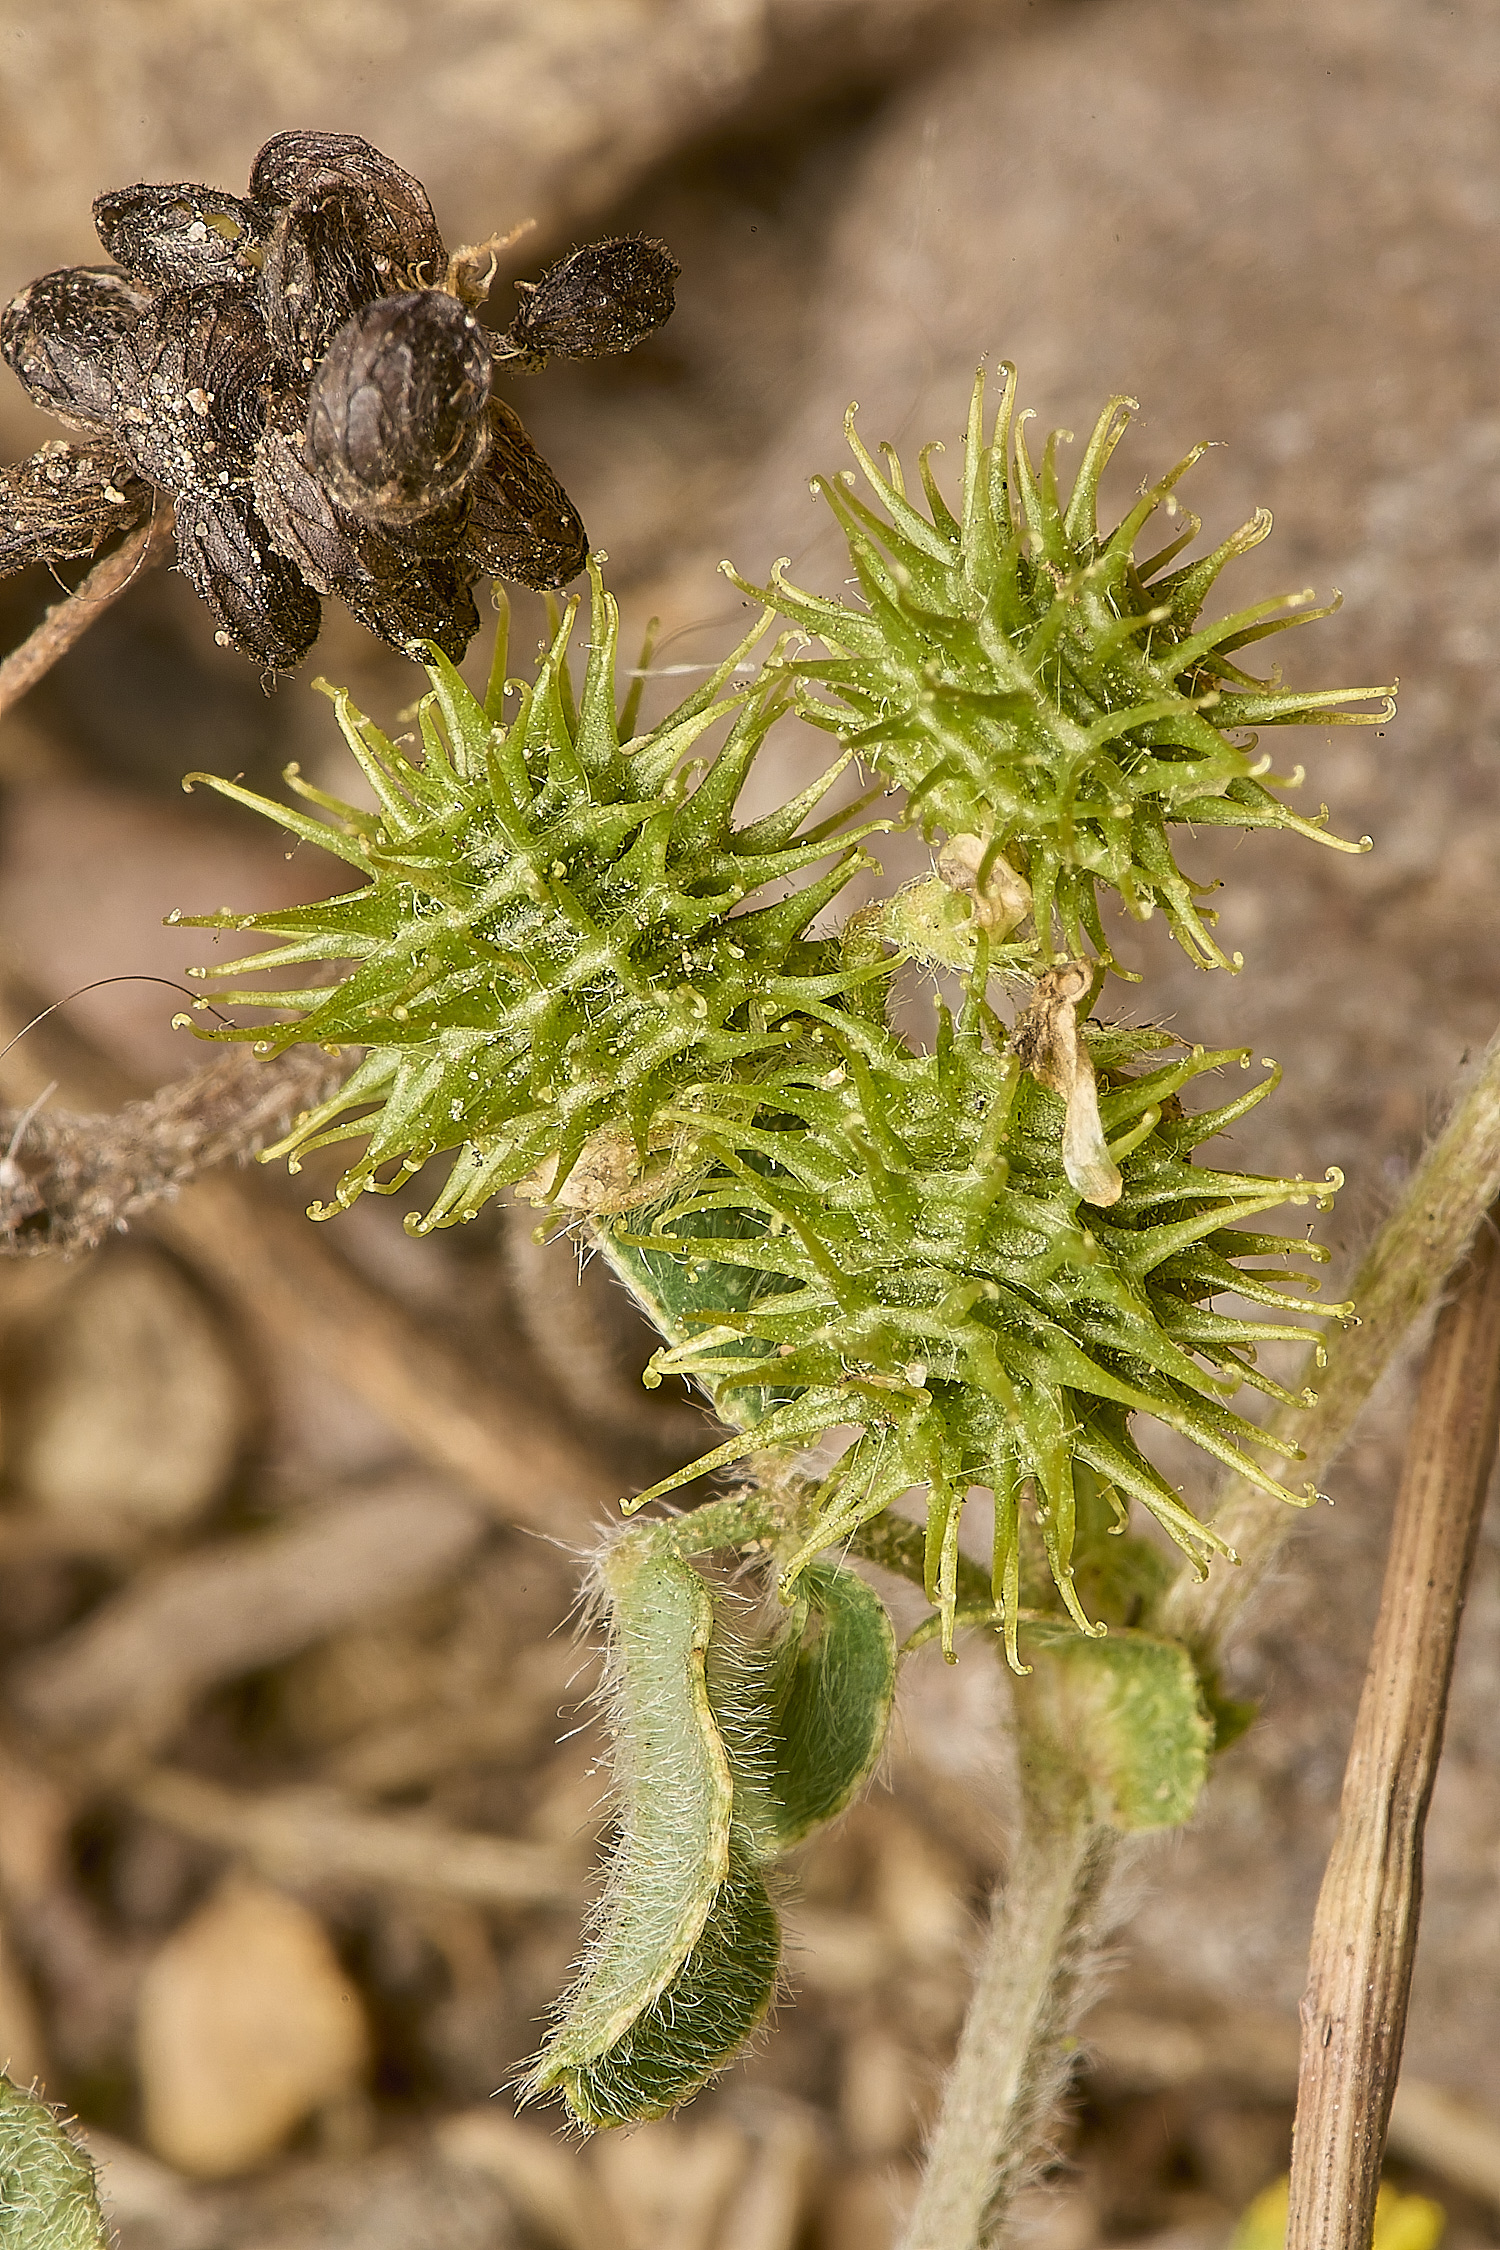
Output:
900 1794 1117 2250
908 1017 1500 2249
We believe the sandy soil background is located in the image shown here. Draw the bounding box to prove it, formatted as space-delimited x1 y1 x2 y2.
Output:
0 3 1498 2244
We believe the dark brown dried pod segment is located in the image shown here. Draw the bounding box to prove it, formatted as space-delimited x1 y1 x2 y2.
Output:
0 135 636 668
337 507 482 661
252 395 365 597
174 487 322 670
504 236 679 364
93 182 268 293
466 398 587 590
252 125 446 366
304 289 491 523
109 290 275 496
257 193 388 369
249 130 445 286
253 397 480 659
0 440 152 577
1 267 152 433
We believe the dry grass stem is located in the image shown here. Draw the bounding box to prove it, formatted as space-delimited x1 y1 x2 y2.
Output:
1287 1204 1500 2250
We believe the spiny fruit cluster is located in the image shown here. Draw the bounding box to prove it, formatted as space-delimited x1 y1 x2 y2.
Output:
751 366 1392 973
181 370 1383 2128
183 369 1373 1665
605 1014 1344 1665
179 565 881 1232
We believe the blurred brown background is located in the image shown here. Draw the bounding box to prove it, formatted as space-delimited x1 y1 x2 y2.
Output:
1 1 1499 2245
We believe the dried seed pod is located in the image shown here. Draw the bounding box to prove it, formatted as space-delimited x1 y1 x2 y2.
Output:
465 398 587 590
252 399 365 593
0 441 151 576
361 542 484 661
258 403 482 656
336 515 482 662
0 137 645 668
304 290 491 522
2 266 152 433
505 236 679 364
92 182 267 292
253 407 480 659
174 488 322 670
250 131 445 362
110 289 274 495
248 131 446 283
257 192 388 368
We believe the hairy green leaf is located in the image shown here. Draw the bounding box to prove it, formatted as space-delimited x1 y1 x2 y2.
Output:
540 1848 780 2130
528 1527 897 2127
1025 1631 1213 1830
527 1526 787 2128
525 1529 738 2118
759 1559 897 1852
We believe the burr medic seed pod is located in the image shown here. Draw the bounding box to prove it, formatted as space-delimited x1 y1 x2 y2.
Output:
741 365 1393 977
178 562 884 1231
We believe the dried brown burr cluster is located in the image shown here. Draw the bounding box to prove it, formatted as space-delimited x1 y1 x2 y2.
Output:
0 132 678 669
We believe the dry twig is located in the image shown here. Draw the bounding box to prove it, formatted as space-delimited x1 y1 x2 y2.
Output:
1287 1205 1500 2250
0 505 176 724
0 1044 343 1253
